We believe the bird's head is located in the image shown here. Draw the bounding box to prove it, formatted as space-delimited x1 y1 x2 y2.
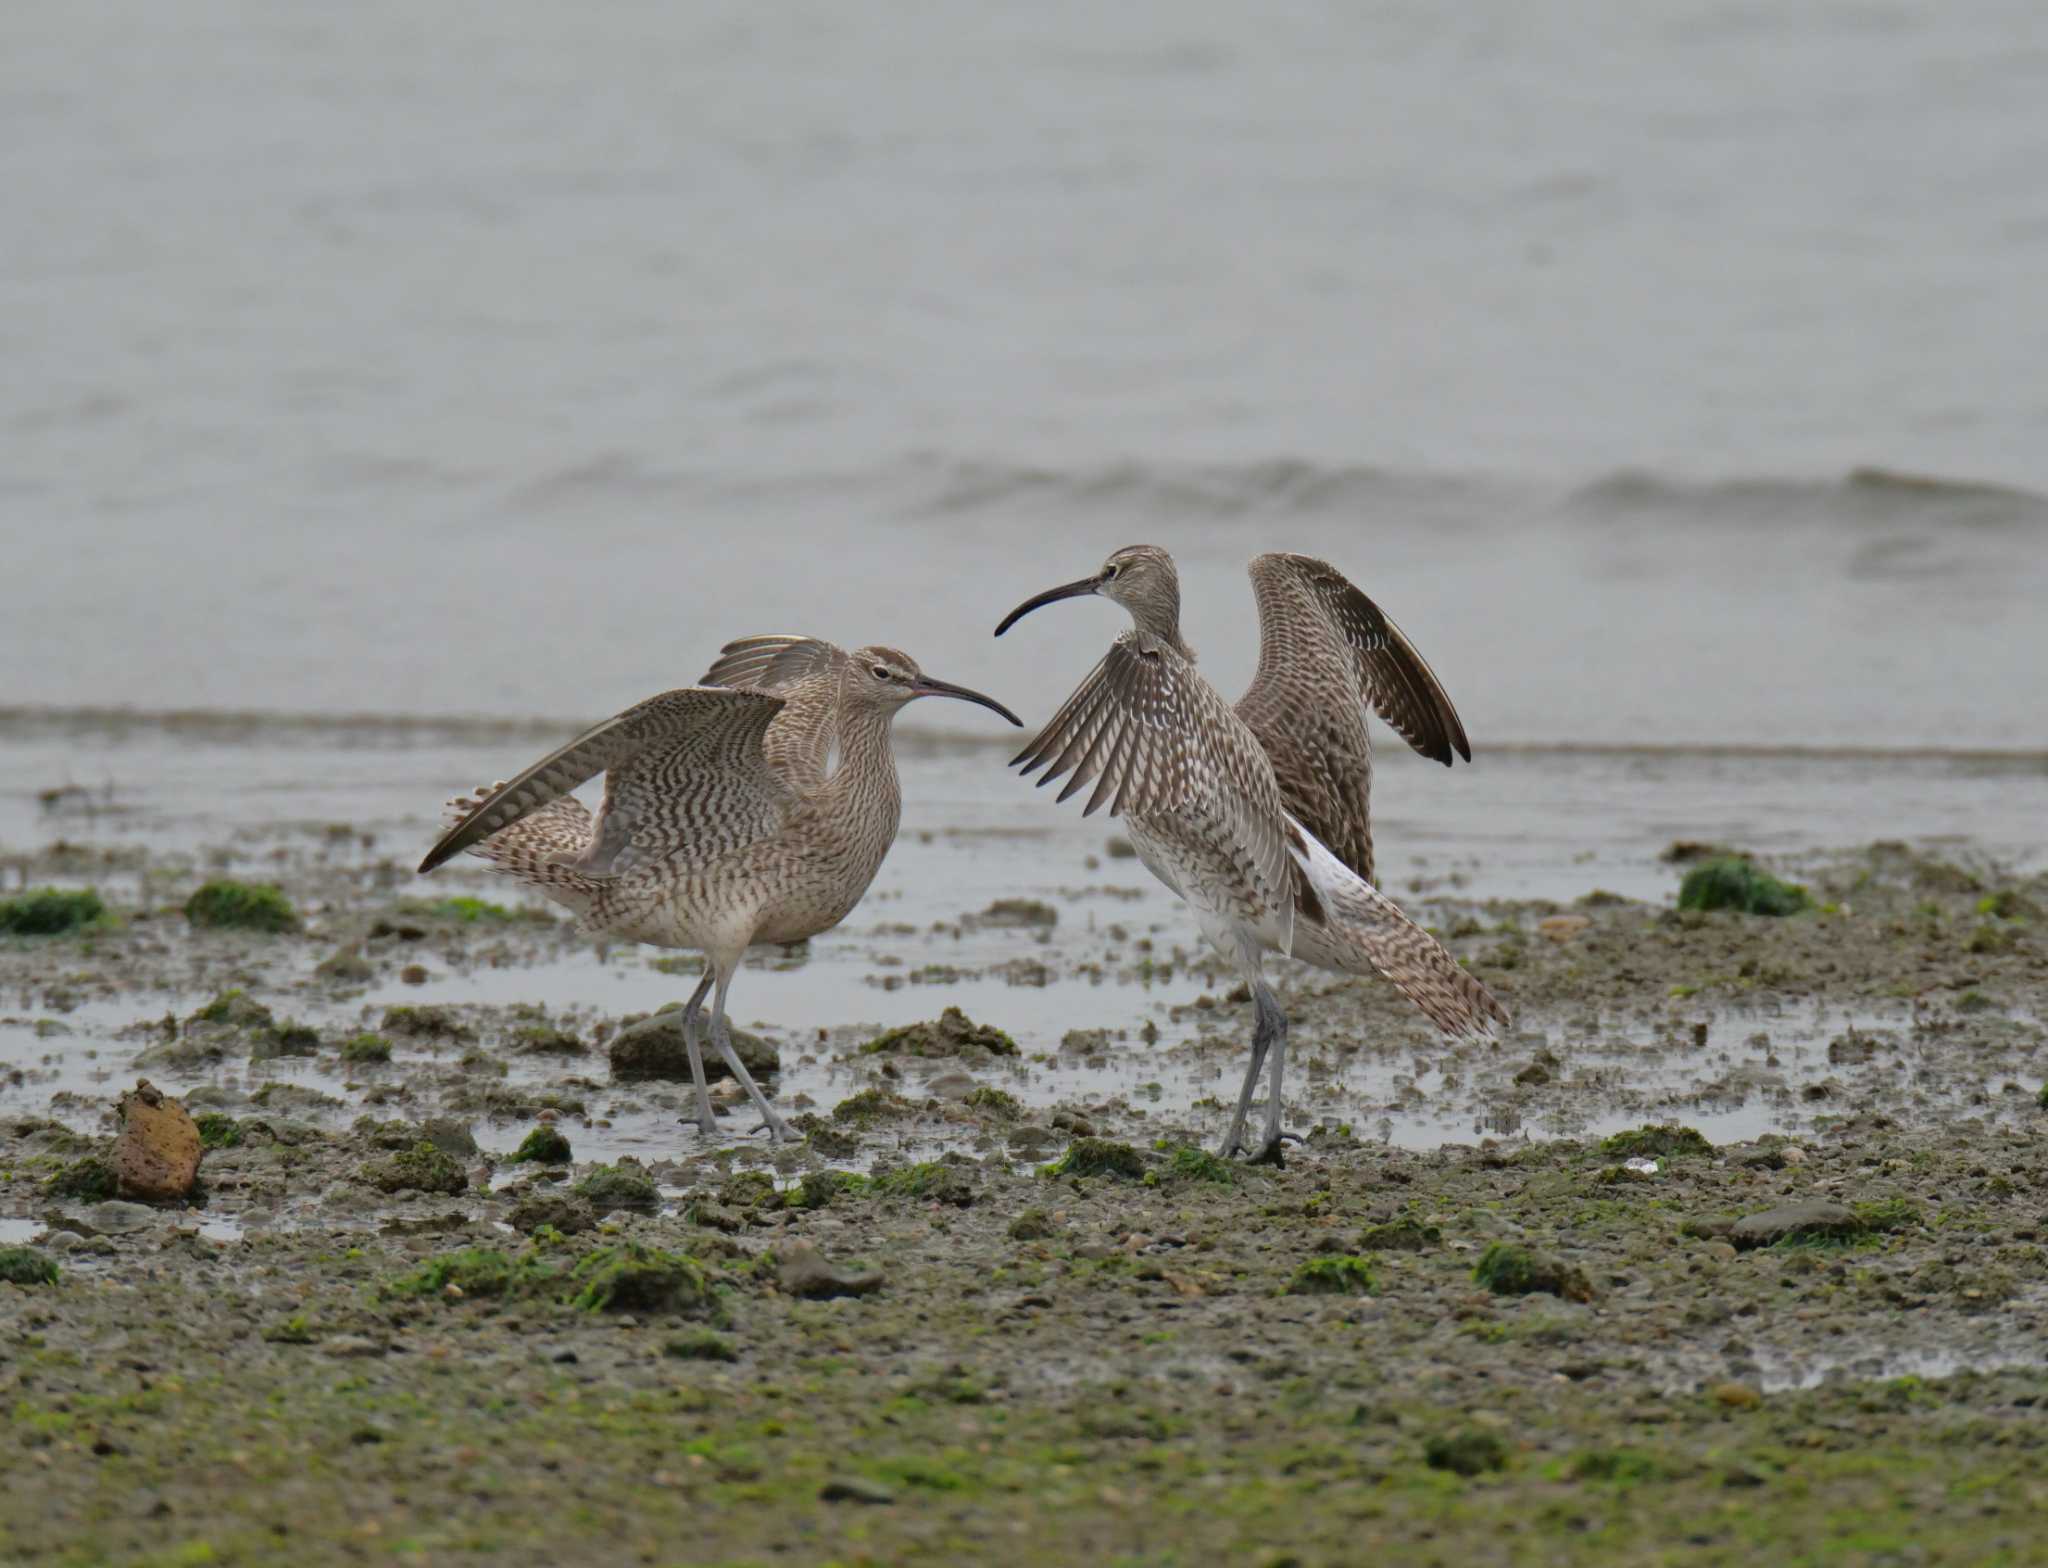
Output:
993 544 1182 641
848 646 1022 726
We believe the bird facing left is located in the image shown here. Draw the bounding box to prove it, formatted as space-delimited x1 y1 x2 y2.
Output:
415 634 1022 1145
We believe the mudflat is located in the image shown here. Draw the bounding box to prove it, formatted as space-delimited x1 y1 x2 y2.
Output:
3 829 2045 1565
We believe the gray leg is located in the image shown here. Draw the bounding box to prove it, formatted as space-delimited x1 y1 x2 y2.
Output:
709 965 792 1144
1216 981 1286 1159
680 970 718 1135
1251 1009 1291 1165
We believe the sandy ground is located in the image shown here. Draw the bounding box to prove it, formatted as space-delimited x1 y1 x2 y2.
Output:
3 828 2046 1565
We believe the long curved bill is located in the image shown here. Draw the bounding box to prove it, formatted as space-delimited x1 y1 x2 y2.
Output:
910 674 1024 726
993 576 1100 636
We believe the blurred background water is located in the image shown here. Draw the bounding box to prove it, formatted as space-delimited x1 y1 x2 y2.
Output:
4 1 2043 863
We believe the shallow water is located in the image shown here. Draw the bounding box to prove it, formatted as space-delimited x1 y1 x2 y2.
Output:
5 1 2046 750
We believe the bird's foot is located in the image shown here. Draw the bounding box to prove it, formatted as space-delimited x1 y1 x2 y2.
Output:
1246 1131 1301 1167
748 1109 795 1144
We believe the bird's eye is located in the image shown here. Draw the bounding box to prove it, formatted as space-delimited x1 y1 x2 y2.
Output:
871 664 891 679
1103 563 1120 579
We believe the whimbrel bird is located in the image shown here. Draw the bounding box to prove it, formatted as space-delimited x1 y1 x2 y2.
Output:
995 546 1507 1161
417 637 1021 1144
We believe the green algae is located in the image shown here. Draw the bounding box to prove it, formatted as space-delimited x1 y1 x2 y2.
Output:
1676 857 1809 916
508 1125 572 1164
0 887 106 937
1854 1198 1923 1234
184 880 299 932
340 1032 393 1064
665 1330 739 1362
386 1246 560 1301
1474 1242 1596 1302
1287 1255 1376 1296
859 1006 1018 1058
1043 1138 1145 1180
359 1142 467 1195
573 1163 659 1213
1358 1220 1440 1252
45 1155 117 1202
869 1161 975 1205
785 1169 866 1209
568 1243 719 1318
718 1171 778 1210
1160 1142 1235 1185
0 1246 60 1286
379 1004 471 1039
1598 1123 1713 1160
964 1086 1024 1118
194 1113 243 1150
830 1087 916 1126
1426 1429 1509 1476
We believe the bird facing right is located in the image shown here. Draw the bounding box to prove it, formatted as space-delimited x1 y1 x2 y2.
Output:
994 544 1508 1162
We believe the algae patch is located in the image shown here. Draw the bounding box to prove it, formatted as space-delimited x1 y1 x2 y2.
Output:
1287 1255 1376 1296
0 1247 60 1286
184 880 300 932
1474 1242 1595 1302
0 888 106 937
1676 857 1809 917
1044 1138 1145 1180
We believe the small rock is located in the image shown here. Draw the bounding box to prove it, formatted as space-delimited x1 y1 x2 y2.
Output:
778 1243 884 1300
1729 1201 1863 1250
43 1231 85 1252
819 1476 896 1505
83 1201 162 1235
111 1081 202 1201
609 1008 779 1083
1537 914 1591 943
1712 1382 1763 1409
321 1336 387 1358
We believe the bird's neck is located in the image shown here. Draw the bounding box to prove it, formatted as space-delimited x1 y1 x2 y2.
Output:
824 704 903 817
1132 607 1195 662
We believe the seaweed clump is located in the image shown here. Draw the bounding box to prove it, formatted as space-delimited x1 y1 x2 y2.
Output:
0 1247 60 1286
1426 1430 1508 1477
569 1243 719 1318
1044 1138 1145 1180
860 1006 1018 1058
359 1142 468 1195
185 880 300 932
1598 1124 1713 1160
1287 1255 1376 1296
0 888 105 937
509 1125 573 1165
1473 1242 1595 1303
45 1156 118 1202
574 1163 660 1214
1676 858 1809 917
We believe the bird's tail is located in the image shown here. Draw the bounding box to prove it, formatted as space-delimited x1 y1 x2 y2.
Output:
439 782 600 911
1287 822 1509 1038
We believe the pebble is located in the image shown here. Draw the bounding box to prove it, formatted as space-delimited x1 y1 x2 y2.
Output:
43 1231 85 1252
321 1336 387 1358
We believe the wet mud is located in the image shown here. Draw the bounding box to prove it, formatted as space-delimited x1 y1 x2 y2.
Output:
3 831 2046 1564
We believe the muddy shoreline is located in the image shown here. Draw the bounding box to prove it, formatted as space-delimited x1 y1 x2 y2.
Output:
3 828 2046 1564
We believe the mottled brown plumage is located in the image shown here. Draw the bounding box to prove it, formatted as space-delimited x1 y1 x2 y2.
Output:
996 545 1503 1161
419 637 1020 1144
1238 552 1470 884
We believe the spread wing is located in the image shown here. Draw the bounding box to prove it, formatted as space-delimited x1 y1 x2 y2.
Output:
1244 553 1470 766
419 687 788 877
700 634 843 695
1012 634 1317 946
701 633 846 791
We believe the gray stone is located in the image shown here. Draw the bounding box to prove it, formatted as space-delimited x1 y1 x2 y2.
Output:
1729 1201 1865 1250
608 1008 778 1084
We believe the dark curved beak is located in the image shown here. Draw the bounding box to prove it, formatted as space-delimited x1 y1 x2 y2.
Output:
910 674 1024 727
993 575 1101 637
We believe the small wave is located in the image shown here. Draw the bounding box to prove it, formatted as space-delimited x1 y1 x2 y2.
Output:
905 453 1489 519
1572 466 2047 527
